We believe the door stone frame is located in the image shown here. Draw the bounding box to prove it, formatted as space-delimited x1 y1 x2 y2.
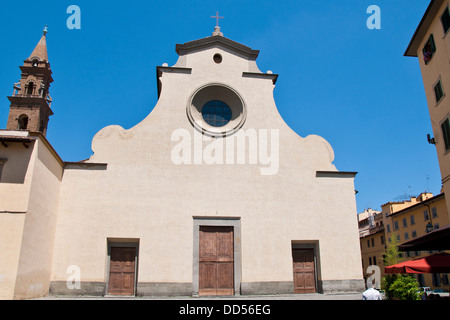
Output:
291 241 321 293
105 238 140 296
192 217 241 296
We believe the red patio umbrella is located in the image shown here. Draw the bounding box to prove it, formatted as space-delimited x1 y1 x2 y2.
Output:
385 253 450 274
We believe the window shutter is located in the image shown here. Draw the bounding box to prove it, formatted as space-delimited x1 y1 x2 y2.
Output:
442 118 450 150
441 8 450 34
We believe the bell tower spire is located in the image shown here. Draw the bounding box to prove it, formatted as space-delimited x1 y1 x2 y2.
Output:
29 25 48 62
6 26 53 136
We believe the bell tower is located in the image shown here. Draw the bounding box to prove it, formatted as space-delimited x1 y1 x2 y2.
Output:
6 26 53 136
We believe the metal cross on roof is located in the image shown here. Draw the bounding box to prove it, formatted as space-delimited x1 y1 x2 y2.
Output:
211 11 224 27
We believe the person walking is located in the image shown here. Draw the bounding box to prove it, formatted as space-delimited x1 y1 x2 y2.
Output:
362 285 382 300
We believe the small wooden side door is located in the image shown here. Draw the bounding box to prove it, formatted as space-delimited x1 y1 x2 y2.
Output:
292 248 316 294
199 226 234 296
108 247 136 296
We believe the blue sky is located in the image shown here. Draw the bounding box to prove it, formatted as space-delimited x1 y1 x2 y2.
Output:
0 0 439 213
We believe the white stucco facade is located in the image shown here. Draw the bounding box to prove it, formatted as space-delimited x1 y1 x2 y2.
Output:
0 31 364 299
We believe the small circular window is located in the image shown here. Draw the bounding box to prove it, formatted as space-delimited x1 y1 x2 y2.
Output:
201 100 232 127
187 83 247 137
213 53 223 64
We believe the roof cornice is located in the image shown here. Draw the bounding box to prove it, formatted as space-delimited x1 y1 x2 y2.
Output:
388 193 445 217
175 35 260 60
405 0 445 57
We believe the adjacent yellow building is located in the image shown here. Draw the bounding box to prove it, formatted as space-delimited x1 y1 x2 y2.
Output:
359 192 449 291
359 211 385 283
405 0 450 219
384 193 449 290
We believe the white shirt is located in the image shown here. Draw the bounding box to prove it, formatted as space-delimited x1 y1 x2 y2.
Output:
362 288 382 300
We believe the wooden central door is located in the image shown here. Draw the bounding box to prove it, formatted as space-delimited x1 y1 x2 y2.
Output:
292 248 316 294
108 247 136 296
199 226 234 296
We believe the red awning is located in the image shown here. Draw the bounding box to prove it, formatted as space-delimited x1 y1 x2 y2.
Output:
385 253 450 274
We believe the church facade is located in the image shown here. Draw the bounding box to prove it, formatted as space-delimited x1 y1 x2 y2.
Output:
0 26 364 299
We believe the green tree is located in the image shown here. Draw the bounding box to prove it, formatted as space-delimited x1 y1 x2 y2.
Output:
381 233 420 300
390 274 420 300
384 232 400 266
381 232 399 300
